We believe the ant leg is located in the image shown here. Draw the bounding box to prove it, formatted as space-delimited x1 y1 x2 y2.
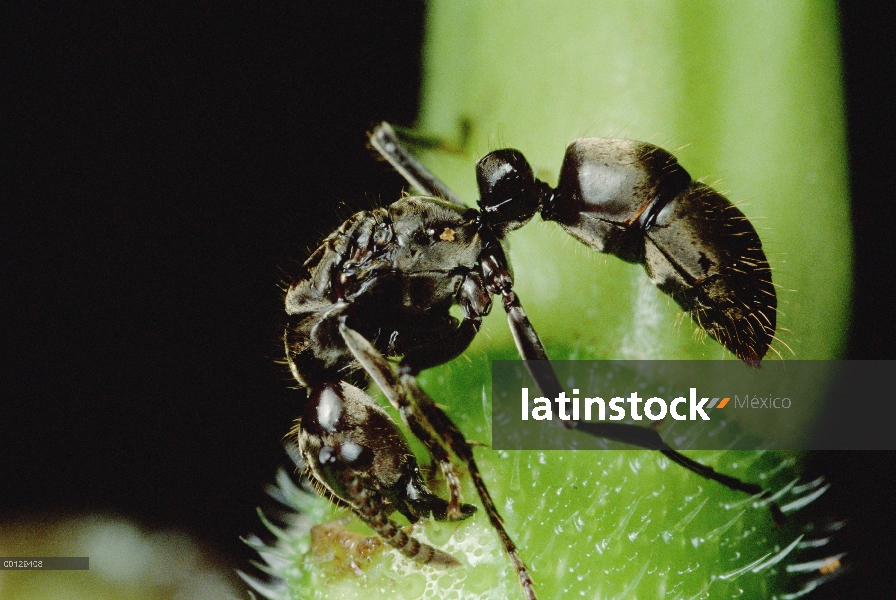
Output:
340 470 461 569
388 118 472 154
296 381 464 566
339 322 538 600
485 255 786 524
369 122 467 207
398 372 538 600
338 322 476 522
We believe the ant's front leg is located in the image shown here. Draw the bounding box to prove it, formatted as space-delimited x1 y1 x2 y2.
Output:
337 321 478 522
295 380 468 567
396 373 538 600
340 468 460 568
338 321 538 600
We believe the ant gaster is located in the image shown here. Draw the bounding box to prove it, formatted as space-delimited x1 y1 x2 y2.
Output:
283 123 779 599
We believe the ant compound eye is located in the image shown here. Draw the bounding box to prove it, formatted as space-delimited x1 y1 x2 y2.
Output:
339 441 374 467
476 149 542 228
339 441 363 462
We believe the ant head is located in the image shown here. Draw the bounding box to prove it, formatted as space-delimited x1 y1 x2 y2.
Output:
476 149 545 233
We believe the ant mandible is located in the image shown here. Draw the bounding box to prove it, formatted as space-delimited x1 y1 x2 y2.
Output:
282 122 779 599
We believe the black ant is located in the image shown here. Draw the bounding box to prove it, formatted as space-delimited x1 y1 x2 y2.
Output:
282 123 779 599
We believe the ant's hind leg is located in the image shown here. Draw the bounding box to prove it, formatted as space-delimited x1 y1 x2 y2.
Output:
338 322 476 522
496 280 785 524
369 122 467 207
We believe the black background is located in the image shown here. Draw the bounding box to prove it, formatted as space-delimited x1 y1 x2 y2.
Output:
6 2 894 598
